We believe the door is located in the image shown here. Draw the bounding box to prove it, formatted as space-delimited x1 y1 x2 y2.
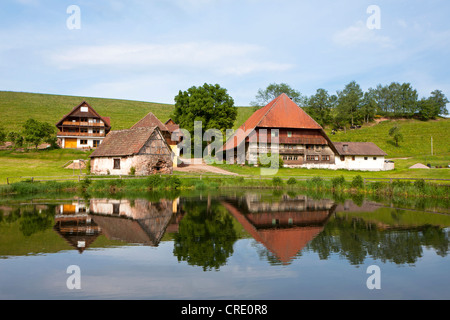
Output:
65 138 77 148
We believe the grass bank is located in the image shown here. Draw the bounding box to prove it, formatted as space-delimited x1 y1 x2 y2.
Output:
1 174 448 205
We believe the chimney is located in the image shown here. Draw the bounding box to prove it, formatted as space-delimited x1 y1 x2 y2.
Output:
343 144 348 152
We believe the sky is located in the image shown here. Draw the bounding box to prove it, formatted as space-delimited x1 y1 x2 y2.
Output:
0 0 449 108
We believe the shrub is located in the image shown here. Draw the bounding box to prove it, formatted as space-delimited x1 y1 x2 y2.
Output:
351 175 364 189
129 166 136 175
166 176 181 189
272 177 283 186
287 177 297 185
147 175 164 189
414 179 426 190
332 175 346 188
310 176 323 184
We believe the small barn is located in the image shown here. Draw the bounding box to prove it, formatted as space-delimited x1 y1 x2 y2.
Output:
89 127 173 175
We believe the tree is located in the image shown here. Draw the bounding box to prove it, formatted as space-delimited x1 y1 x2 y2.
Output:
429 90 449 117
22 118 56 149
389 125 403 147
336 81 363 127
361 89 377 123
250 83 305 109
306 88 333 128
173 83 237 155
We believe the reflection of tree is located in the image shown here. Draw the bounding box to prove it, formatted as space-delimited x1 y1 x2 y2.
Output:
307 217 449 265
19 206 55 236
173 200 238 271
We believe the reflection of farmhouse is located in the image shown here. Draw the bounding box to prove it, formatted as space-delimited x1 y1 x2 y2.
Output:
89 126 173 175
54 201 101 253
89 198 175 246
56 101 111 149
221 194 337 264
220 93 391 171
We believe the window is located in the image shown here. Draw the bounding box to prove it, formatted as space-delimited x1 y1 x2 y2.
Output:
80 140 87 145
112 203 120 215
340 156 345 161
315 155 319 161
373 157 377 160
322 155 330 161
80 106 88 112
80 128 88 133
93 140 100 147
352 156 356 161
113 158 121 169
287 131 292 137
271 130 279 137
93 129 100 134
364 157 368 160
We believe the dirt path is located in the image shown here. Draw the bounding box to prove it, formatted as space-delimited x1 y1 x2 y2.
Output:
174 158 239 175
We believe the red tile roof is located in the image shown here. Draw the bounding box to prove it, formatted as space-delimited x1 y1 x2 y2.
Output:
220 93 324 152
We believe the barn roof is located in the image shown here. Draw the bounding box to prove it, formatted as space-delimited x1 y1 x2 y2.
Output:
333 142 387 156
220 93 327 152
89 127 159 158
131 112 169 132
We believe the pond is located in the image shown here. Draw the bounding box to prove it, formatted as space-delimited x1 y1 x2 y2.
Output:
0 190 449 301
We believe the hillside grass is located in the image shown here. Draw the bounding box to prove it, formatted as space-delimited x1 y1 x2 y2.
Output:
0 91 252 132
326 118 450 159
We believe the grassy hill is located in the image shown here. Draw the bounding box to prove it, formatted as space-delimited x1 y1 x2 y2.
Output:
0 91 255 132
326 118 450 161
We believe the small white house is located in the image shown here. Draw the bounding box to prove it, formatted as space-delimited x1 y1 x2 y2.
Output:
333 142 392 171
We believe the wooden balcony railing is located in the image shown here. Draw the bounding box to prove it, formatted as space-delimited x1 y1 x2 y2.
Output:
57 132 105 137
61 121 105 127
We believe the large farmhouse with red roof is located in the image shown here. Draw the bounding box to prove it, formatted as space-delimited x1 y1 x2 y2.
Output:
220 93 392 171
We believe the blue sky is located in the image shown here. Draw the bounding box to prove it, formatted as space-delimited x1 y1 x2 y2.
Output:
1 0 449 108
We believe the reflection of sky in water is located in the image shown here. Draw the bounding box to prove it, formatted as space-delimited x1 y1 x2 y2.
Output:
1 239 449 300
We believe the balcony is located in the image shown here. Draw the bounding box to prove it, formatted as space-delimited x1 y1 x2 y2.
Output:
278 148 304 155
61 121 105 127
57 132 105 137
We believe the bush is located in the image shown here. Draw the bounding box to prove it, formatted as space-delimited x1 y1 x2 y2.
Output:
309 176 323 185
129 166 136 175
166 176 181 189
147 175 164 189
414 179 426 190
287 177 297 185
272 177 283 186
332 175 346 188
351 175 364 189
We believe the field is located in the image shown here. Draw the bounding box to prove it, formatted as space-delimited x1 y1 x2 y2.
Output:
0 91 449 185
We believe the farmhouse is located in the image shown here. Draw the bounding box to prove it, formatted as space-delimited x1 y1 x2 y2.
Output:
131 112 182 167
220 93 391 171
89 126 173 175
56 101 111 149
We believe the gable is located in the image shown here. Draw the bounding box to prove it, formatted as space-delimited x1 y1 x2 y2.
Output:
56 101 111 129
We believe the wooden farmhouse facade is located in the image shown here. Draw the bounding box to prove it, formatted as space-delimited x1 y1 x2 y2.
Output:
56 101 111 149
220 93 391 171
89 126 173 175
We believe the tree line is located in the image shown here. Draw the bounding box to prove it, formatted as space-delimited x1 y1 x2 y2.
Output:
252 81 449 130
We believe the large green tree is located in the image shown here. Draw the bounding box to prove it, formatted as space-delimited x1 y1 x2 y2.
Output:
250 83 305 109
173 83 237 136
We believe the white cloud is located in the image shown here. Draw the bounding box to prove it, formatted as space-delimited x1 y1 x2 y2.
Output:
50 42 293 76
332 20 394 48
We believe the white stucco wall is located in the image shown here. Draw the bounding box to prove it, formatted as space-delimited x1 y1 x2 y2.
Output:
335 155 386 171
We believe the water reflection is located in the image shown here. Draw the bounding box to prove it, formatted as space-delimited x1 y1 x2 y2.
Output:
0 193 449 268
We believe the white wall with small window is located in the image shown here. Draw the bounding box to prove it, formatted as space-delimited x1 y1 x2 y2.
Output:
335 155 385 171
